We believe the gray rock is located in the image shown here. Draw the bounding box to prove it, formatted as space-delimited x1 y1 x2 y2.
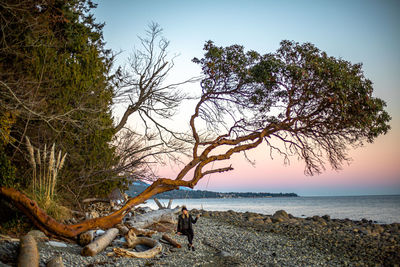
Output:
27 230 48 241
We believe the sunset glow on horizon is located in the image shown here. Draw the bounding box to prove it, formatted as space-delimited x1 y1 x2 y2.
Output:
94 0 400 196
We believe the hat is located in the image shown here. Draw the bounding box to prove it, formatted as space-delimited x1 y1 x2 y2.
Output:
181 206 187 211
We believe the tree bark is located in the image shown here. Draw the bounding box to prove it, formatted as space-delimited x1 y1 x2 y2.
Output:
81 228 119 256
112 237 162 258
18 234 39 267
162 234 181 248
77 230 95 247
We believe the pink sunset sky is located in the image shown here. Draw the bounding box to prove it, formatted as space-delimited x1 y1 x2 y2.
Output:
93 0 400 196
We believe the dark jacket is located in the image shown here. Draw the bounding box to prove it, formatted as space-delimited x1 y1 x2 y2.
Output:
177 214 198 233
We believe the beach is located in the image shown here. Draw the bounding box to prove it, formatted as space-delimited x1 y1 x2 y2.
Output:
1 208 399 266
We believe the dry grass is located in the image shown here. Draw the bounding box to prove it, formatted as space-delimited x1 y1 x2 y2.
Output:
25 136 68 219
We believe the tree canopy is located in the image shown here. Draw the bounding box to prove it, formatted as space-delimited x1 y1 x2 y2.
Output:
190 40 391 176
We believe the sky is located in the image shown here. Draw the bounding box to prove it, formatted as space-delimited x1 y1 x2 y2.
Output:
93 0 400 196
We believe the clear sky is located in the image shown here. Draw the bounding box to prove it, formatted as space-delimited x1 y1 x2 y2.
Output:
93 0 400 196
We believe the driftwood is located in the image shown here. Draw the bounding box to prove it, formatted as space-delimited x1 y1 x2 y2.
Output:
162 234 181 248
126 207 179 229
115 224 129 235
167 199 173 209
130 227 156 237
18 234 39 267
77 230 95 247
81 228 119 256
148 222 173 233
153 198 165 209
124 228 137 248
46 255 65 267
112 237 162 258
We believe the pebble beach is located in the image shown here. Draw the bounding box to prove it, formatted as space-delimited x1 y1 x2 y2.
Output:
0 209 399 266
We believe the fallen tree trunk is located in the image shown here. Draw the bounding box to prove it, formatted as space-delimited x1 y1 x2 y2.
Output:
81 228 119 256
18 234 39 267
0 179 187 239
125 207 180 229
112 237 162 258
162 234 181 248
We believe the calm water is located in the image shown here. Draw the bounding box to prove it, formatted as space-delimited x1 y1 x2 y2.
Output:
144 195 400 224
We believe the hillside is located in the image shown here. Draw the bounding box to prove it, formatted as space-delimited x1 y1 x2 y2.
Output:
126 181 298 199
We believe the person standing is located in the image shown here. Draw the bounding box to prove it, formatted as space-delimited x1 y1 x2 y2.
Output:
177 206 200 251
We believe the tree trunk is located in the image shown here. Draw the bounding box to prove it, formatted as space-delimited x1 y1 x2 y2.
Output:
153 198 165 209
112 237 162 258
162 234 181 248
81 228 119 256
0 179 185 239
18 234 39 267
125 207 180 229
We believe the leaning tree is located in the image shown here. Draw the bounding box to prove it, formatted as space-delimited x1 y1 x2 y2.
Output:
0 40 390 239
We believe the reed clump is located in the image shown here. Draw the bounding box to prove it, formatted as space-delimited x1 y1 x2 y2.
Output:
25 136 69 220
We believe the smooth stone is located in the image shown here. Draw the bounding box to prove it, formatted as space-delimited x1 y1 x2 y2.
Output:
47 241 68 248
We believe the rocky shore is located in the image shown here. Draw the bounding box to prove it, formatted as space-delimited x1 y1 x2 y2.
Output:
0 209 399 266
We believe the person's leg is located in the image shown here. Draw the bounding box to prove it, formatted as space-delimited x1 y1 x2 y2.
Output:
188 230 195 250
182 230 191 250
187 232 193 245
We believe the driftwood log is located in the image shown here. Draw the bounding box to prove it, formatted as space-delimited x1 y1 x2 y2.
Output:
46 255 65 267
162 234 181 248
113 237 162 258
115 224 129 235
153 198 165 209
125 207 180 229
18 234 39 267
167 199 173 209
81 228 119 256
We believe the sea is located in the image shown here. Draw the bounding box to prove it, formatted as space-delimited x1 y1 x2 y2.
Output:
143 195 400 224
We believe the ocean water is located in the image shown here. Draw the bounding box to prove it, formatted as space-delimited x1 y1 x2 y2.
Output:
143 195 400 224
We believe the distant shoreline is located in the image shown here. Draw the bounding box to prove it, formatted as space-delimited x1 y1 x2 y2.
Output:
127 182 298 199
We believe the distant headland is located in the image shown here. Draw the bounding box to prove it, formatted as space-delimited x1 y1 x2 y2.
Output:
127 181 298 199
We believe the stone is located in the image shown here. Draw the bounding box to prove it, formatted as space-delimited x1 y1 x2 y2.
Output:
27 230 48 241
48 241 68 248
322 215 331 221
89 210 100 219
272 210 289 223
264 217 272 224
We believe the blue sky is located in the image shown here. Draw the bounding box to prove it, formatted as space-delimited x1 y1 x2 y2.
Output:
93 0 400 196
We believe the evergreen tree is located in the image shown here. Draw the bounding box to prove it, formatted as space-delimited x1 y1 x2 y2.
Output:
0 0 120 201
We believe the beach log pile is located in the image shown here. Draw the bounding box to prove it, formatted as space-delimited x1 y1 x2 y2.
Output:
75 207 180 257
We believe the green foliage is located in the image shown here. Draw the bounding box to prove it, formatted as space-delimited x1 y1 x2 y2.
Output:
0 0 121 203
193 40 391 174
0 146 16 188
